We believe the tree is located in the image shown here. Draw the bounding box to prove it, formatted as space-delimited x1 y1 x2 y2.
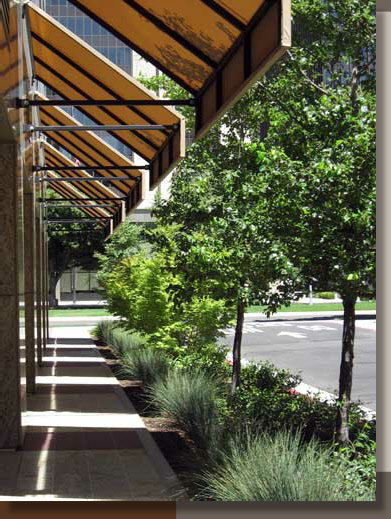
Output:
141 65 302 394
47 190 105 306
95 218 147 291
252 0 376 444
151 143 301 393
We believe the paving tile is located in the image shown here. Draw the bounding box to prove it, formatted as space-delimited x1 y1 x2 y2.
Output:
38 366 109 377
84 431 114 450
14 473 54 497
90 475 132 500
85 450 127 479
11 333 185 501
36 385 116 395
23 432 56 450
54 432 87 450
0 452 22 481
53 451 92 499
119 451 162 483
0 479 18 496
111 430 142 450
18 451 56 479
42 361 105 368
130 479 170 500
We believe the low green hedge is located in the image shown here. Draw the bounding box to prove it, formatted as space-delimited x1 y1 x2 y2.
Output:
312 291 336 299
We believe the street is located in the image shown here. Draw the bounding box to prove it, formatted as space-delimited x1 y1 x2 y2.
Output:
220 315 376 411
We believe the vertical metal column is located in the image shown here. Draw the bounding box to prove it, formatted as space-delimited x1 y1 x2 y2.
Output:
42 215 47 351
35 214 43 366
72 267 77 305
45 233 50 338
24 188 36 393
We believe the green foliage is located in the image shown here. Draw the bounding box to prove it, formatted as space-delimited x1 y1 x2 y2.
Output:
46 189 105 305
331 423 376 500
92 319 145 355
313 292 336 299
229 362 372 442
91 319 115 343
200 429 371 501
149 369 226 453
103 252 172 335
95 219 146 293
119 347 170 388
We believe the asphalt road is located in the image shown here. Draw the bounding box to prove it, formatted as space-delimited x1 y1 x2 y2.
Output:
48 314 376 411
220 315 376 411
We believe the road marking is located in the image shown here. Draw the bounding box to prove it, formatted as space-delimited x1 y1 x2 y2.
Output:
297 325 336 331
277 331 307 339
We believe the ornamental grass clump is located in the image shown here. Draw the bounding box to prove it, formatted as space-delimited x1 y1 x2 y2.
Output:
110 329 145 356
149 368 225 454
200 429 365 501
92 319 116 343
119 347 170 388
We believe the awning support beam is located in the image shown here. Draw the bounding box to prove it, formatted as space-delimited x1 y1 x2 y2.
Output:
39 197 126 202
37 176 141 183
46 204 116 208
46 218 111 222
18 98 194 108
34 165 149 172
27 124 178 132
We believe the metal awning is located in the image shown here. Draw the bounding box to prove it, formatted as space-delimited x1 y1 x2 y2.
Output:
66 0 291 141
27 2 185 189
36 94 142 196
42 142 123 222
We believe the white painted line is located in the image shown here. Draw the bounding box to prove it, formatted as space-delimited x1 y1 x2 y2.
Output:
297 325 336 331
277 332 307 339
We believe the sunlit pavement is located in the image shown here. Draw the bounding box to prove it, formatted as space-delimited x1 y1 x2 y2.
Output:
0 328 185 501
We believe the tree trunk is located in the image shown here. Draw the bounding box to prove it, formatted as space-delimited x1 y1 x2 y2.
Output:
231 298 246 395
49 273 60 308
336 296 356 445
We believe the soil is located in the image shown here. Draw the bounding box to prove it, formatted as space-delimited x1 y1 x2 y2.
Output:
95 342 202 499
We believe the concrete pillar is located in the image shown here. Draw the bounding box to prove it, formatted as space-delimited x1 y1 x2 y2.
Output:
42 225 48 348
35 215 43 366
40 214 47 351
0 142 22 449
45 235 50 337
23 189 36 393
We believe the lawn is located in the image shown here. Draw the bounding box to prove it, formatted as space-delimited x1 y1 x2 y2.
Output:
246 301 376 313
48 301 376 318
48 308 111 317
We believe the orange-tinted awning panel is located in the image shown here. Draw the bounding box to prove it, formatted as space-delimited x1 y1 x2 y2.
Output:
27 2 185 189
67 0 291 145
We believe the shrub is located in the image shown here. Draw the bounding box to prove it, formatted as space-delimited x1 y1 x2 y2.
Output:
104 253 173 335
313 291 336 299
331 424 376 500
91 320 116 343
110 328 145 356
200 429 370 501
119 347 170 388
230 361 372 442
149 368 226 454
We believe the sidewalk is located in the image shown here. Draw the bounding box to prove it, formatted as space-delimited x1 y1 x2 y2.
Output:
0 329 185 501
